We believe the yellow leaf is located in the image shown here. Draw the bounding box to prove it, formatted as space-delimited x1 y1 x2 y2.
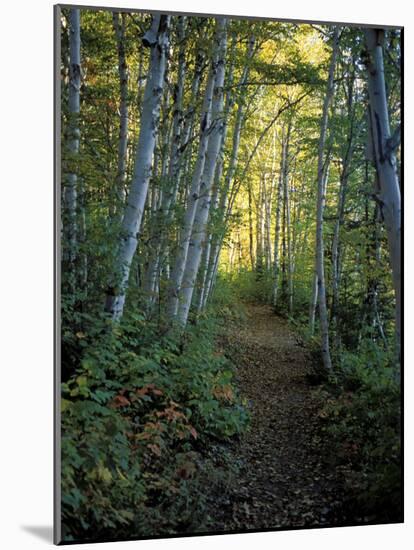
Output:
76 375 88 387
98 466 112 483
61 398 71 412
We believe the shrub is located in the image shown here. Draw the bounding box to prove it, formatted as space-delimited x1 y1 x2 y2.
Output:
317 340 401 522
61 311 249 541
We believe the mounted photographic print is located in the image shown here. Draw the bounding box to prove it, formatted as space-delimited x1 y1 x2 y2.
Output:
54 3 403 544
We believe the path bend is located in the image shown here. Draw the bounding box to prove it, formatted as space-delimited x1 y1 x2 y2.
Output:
211 303 349 530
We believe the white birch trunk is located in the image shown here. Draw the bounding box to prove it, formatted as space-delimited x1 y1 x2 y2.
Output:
197 239 212 312
309 272 318 333
64 8 81 268
176 18 228 326
272 169 283 308
273 132 288 308
264 174 274 271
309 164 330 333
203 36 256 305
166 46 216 318
179 51 206 187
314 27 340 370
331 68 358 339
105 15 170 321
365 29 401 353
112 12 129 213
143 17 188 308
331 160 350 331
284 153 293 315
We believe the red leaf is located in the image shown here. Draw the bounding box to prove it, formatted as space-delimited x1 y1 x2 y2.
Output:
111 395 131 408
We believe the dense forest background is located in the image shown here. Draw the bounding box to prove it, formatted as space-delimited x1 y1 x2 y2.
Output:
59 7 401 543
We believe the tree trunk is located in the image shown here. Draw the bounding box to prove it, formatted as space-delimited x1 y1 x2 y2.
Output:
248 181 255 270
272 165 283 308
112 12 129 215
202 36 256 305
281 125 293 314
331 63 358 346
365 28 401 355
176 17 228 327
63 8 81 271
314 27 340 370
143 17 188 311
105 15 170 321
166 54 216 319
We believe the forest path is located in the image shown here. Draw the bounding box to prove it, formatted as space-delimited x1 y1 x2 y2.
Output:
211 303 349 530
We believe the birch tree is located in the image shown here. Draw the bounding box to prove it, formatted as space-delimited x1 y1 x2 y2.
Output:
112 12 129 216
64 8 81 271
143 16 188 309
272 161 283 308
202 35 256 306
166 55 216 318
314 27 340 370
176 17 228 326
105 15 170 321
364 28 401 354
331 68 359 342
281 124 293 314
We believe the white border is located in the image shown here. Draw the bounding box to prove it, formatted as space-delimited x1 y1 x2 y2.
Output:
0 1 411 548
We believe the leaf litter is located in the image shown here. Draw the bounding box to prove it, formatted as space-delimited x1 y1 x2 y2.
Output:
205 303 358 531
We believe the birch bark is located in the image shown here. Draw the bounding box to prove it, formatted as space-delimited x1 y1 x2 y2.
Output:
315 27 340 370
112 12 129 214
284 154 293 314
202 36 256 306
365 28 401 354
143 17 188 309
105 15 170 321
166 56 216 318
331 66 358 340
64 8 81 269
272 166 283 308
176 18 228 326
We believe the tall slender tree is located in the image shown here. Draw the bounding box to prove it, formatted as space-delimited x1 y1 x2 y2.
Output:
176 17 228 327
314 27 340 370
63 8 81 273
105 15 170 321
112 12 129 217
365 28 401 355
166 54 215 318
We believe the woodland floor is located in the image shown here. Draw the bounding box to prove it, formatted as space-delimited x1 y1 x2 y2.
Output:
206 303 356 531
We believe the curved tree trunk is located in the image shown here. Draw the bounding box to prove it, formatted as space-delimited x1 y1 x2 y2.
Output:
176 17 228 327
144 16 188 311
166 57 216 319
105 15 170 321
365 28 401 356
203 36 256 306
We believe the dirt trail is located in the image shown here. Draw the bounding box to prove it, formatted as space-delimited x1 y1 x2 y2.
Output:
211 303 349 531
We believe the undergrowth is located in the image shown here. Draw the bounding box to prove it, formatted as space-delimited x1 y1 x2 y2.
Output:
316 341 402 523
220 270 402 524
61 306 249 541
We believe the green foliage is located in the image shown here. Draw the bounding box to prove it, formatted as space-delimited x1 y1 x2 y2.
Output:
317 341 401 522
59 6 401 537
61 311 248 541
219 269 274 305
